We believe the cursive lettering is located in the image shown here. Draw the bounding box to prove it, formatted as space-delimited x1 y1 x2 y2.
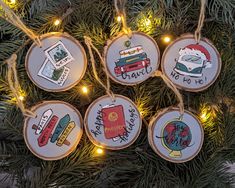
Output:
121 66 152 80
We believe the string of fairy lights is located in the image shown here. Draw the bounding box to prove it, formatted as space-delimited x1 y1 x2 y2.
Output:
2 0 213 156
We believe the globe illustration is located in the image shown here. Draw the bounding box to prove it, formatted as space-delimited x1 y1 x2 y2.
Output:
162 120 192 151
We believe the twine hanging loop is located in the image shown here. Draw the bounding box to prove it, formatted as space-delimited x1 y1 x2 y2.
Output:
0 0 41 47
154 70 184 118
194 0 207 43
6 54 36 118
114 0 132 38
84 36 115 101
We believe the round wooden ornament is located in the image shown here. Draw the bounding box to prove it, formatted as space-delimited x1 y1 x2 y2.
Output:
25 32 87 92
148 107 204 163
104 32 160 85
23 100 83 160
84 95 142 150
161 34 221 92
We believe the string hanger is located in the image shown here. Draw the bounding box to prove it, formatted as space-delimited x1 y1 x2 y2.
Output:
194 0 207 43
6 54 36 118
153 70 184 119
84 36 116 102
114 0 132 38
57 0 74 23
0 0 41 47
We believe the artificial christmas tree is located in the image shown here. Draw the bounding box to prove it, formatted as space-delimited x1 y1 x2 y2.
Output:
0 0 235 187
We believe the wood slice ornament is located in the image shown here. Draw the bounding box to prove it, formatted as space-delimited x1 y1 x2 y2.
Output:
148 107 204 163
25 32 87 92
84 95 142 150
24 100 83 160
161 34 221 92
104 32 160 85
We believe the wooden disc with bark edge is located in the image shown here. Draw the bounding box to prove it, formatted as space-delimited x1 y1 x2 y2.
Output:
24 100 83 160
148 107 204 163
84 95 142 150
161 34 221 92
104 31 160 85
25 32 87 92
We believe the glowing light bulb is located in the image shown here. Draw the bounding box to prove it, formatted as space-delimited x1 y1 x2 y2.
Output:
54 19 61 26
200 112 207 121
96 148 104 155
139 110 144 117
144 18 151 27
117 15 122 22
82 86 88 94
163 36 171 44
19 95 24 101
